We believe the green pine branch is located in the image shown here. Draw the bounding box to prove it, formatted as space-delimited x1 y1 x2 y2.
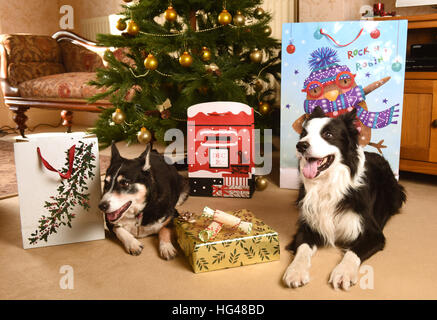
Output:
88 0 281 145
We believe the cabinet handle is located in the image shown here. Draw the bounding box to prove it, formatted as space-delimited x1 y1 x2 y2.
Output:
433 120 437 128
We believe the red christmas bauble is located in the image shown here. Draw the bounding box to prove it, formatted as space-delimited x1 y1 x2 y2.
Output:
370 29 380 39
287 44 295 54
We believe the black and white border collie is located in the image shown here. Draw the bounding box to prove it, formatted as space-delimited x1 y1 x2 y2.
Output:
283 107 406 290
99 143 188 259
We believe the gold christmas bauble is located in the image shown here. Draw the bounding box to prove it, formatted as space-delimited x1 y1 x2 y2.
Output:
263 26 272 36
137 127 152 144
164 6 178 22
255 176 268 191
250 49 263 63
254 7 265 19
112 108 126 124
218 9 232 25
103 49 112 62
259 101 271 115
126 20 139 36
200 47 211 62
254 80 263 92
144 54 158 70
179 51 193 67
233 10 245 26
116 19 127 31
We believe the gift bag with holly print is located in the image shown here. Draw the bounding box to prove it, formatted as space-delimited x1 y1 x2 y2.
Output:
280 20 408 189
14 132 105 249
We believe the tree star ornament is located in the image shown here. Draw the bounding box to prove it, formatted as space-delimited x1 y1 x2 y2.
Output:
126 20 139 36
233 10 245 26
111 108 126 124
258 101 271 115
250 49 263 63
179 51 193 67
200 47 212 62
255 176 268 191
144 54 158 70
218 9 232 25
164 6 178 22
137 127 152 144
116 18 127 31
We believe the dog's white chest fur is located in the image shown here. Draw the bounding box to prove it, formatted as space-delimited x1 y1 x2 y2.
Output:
300 194 363 247
299 149 366 247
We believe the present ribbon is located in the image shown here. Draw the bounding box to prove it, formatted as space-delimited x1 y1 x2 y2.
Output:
231 166 249 174
37 145 76 179
212 185 230 196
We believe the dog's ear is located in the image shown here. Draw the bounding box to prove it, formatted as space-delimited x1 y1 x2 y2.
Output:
342 107 357 123
111 143 121 162
308 106 325 120
139 144 151 171
340 108 359 142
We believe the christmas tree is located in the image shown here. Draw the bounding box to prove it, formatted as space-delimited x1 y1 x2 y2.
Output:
88 0 281 146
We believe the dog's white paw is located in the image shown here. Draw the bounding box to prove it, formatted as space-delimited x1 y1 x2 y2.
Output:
125 238 144 256
159 241 177 260
283 264 310 288
328 261 359 291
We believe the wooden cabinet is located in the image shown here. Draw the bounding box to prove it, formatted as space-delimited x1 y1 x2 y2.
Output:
376 14 437 175
400 78 437 175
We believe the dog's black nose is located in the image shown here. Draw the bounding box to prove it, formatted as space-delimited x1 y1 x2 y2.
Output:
296 141 310 154
99 201 109 212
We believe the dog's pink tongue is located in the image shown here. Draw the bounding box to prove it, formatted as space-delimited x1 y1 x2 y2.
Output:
302 160 318 179
106 211 118 221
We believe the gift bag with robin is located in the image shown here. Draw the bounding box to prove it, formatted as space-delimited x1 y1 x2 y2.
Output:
280 20 408 189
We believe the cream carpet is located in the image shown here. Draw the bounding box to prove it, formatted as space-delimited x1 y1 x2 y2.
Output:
1 132 436 299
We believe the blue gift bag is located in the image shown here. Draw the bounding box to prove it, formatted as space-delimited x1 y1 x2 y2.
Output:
280 20 408 189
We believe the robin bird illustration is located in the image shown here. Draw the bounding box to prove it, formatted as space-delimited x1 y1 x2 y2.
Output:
292 47 400 154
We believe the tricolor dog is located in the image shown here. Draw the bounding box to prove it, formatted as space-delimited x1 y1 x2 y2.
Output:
99 143 188 259
283 107 406 290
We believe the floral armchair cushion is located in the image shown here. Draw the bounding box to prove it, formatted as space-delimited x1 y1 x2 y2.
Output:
1 34 61 63
1 34 65 86
8 62 65 87
18 72 107 99
58 40 104 73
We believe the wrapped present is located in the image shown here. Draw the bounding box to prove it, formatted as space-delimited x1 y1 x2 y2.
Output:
212 184 250 198
175 209 280 273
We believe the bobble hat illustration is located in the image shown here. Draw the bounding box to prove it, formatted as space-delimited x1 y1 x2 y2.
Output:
293 47 400 153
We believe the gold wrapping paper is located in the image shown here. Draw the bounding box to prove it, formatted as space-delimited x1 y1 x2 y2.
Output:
175 209 280 273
